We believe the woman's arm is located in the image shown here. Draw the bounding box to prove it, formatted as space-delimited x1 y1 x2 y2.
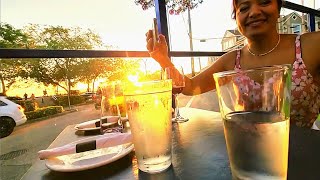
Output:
300 31 320 85
183 53 233 95
146 31 236 96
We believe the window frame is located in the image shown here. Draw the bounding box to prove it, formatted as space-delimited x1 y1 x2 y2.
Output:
0 1 319 59
0 100 8 106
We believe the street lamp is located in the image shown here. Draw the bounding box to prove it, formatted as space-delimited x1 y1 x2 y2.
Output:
187 7 195 77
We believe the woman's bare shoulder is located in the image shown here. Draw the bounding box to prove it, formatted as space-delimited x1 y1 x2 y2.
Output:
301 31 320 36
300 31 320 59
300 31 320 81
280 33 297 40
220 50 238 60
214 50 238 71
300 31 320 45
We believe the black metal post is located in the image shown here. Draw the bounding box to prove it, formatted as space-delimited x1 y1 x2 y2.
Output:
154 0 170 56
308 14 316 32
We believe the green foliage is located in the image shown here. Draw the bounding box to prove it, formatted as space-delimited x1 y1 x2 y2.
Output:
139 70 162 81
54 95 86 106
25 106 63 120
22 25 106 104
14 100 38 112
0 23 28 48
2 23 144 101
25 100 39 112
0 23 31 94
21 24 106 108
24 24 102 50
70 90 80 95
78 59 113 89
106 58 141 82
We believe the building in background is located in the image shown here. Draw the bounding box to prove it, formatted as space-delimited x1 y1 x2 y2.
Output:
278 12 305 34
221 29 246 52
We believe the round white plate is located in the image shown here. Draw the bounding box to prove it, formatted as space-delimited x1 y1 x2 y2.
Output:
45 136 134 172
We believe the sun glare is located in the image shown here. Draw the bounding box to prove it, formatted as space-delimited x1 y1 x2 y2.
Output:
77 83 88 91
128 75 139 83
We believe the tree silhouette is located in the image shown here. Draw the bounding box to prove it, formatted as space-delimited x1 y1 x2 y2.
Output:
24 25 103 108
0 23 29 95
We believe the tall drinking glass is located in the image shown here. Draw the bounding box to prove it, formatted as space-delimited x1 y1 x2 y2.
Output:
164 66 189 123
213 65 292 180
114 82 127 118
124 80 172 174
100 81 121 134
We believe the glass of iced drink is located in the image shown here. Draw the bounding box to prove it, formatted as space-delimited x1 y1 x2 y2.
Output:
100 81 121 134
213 65 292 180
124 79 172 174
114 82 127 117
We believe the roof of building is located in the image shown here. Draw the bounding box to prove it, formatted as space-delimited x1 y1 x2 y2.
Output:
226 29 241 36
221 29 241 42
280 12 302 24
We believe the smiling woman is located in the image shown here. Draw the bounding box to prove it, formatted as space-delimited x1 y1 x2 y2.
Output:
234 0 282 43
146 0 320 128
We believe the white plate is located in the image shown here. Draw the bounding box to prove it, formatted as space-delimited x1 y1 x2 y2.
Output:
45 136 134 172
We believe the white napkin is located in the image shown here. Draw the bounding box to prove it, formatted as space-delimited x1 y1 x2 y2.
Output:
312 120 320 130
38 133 132 160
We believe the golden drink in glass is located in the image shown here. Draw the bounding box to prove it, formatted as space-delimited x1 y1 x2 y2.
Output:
124 80 172 173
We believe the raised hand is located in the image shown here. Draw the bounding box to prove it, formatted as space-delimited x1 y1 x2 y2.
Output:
145 30 172 68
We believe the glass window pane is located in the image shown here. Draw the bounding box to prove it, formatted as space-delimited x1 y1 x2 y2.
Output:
279 7 320 33
0 57 152 179
167 1 237 52
0 100 7 106
1 0 156 50
285 0 319 9
172 56 220 75
2 1 319 179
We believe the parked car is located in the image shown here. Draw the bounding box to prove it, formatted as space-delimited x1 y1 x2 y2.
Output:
0 96 27 138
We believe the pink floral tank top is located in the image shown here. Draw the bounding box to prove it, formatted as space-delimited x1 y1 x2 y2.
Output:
234 35 320 128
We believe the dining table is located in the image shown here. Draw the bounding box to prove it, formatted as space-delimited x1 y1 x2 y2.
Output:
21 107 320 180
